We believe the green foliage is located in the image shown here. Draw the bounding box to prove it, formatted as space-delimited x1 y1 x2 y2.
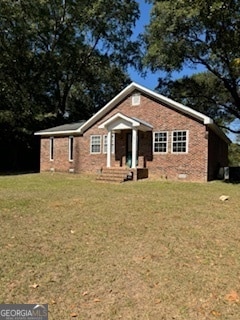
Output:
229 143 240 166
0 0 140 170
157 72 235 128
143 0 240 131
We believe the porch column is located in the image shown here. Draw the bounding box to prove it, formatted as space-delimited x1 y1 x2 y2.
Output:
107 130 112 168
132 128 138 168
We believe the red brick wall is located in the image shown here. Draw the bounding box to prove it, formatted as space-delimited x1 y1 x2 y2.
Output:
40 136 80 173
78 93 209 181
39 93 226 181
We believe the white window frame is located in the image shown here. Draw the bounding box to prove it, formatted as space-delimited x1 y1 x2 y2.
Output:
50 137 54 161
103 134 115 154
131 92 141 106
69 136 74 161
171 130 188 154
90 135 101 154
153 131 168 153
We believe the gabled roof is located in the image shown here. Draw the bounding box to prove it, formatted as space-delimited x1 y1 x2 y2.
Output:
34 82 231 143
79 82 214 133
98 112 153 132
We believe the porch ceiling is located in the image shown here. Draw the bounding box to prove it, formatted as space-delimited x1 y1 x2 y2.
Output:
98 112 153 132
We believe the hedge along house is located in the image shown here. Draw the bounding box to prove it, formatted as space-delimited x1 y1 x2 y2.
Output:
35 82 230 182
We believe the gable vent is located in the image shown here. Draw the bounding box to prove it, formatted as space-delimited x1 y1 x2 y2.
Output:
131 93 141 106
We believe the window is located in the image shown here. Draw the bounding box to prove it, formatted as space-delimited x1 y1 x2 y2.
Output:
172 131 188 153
154 132 168 153
50 137 54 161
90 135 101 153
69 136 74 161
103 134 115 154
132 92 141 106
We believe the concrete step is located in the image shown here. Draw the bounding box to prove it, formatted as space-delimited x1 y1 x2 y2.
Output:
97 167 133 183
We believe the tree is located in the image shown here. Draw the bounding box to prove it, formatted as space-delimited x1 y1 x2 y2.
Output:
229 142 240 166
156 71 235 129
0 0 140 171
143 0 240 133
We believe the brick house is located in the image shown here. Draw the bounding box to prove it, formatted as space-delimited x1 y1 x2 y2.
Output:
35 82 230 182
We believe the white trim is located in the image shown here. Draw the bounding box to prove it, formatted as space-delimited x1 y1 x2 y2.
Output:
99 112 139 129
69 136 74 162
35 82 230 144
99 112 153 132
106 131 112 167
132 128 138 168
171 130 189 154
35 130 78 136
153 131 168 154
90 135 101 154
80 82 213 135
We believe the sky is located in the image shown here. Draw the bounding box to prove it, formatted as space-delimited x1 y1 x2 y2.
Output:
128 1 204 90
129 1 238 141
128 1 158 90
128 1 157 89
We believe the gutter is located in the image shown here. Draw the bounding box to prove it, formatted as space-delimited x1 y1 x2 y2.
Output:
34 130 83 137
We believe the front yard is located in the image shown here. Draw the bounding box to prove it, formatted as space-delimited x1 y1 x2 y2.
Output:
0 173 239 319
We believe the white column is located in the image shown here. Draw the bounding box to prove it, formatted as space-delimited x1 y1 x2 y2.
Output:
107 130 112 168
132 128 137 168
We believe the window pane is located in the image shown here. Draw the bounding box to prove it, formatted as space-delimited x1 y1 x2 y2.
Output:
91 135 101 153
172 131 187 153
69 136 74 161
92 145 100 153
154 132 167 153
103 134 115 154
50 137 54 160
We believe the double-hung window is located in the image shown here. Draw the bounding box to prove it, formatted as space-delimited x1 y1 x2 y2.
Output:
172 131 188 153
103 134 115 154
153 132 168 153
50 137 54 161
69 136 74 161
90 135 101 154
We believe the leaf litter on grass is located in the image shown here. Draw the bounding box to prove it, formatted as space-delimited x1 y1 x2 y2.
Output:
0 174 240 319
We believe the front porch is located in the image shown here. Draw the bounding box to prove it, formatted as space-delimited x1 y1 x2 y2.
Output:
98 112 153 181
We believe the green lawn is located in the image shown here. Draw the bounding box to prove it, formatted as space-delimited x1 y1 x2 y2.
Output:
0 173 240 319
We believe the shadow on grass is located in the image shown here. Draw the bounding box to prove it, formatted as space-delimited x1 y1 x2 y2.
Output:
0 170 39 176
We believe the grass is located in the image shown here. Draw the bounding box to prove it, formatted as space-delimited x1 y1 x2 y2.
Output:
0 173 240 319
